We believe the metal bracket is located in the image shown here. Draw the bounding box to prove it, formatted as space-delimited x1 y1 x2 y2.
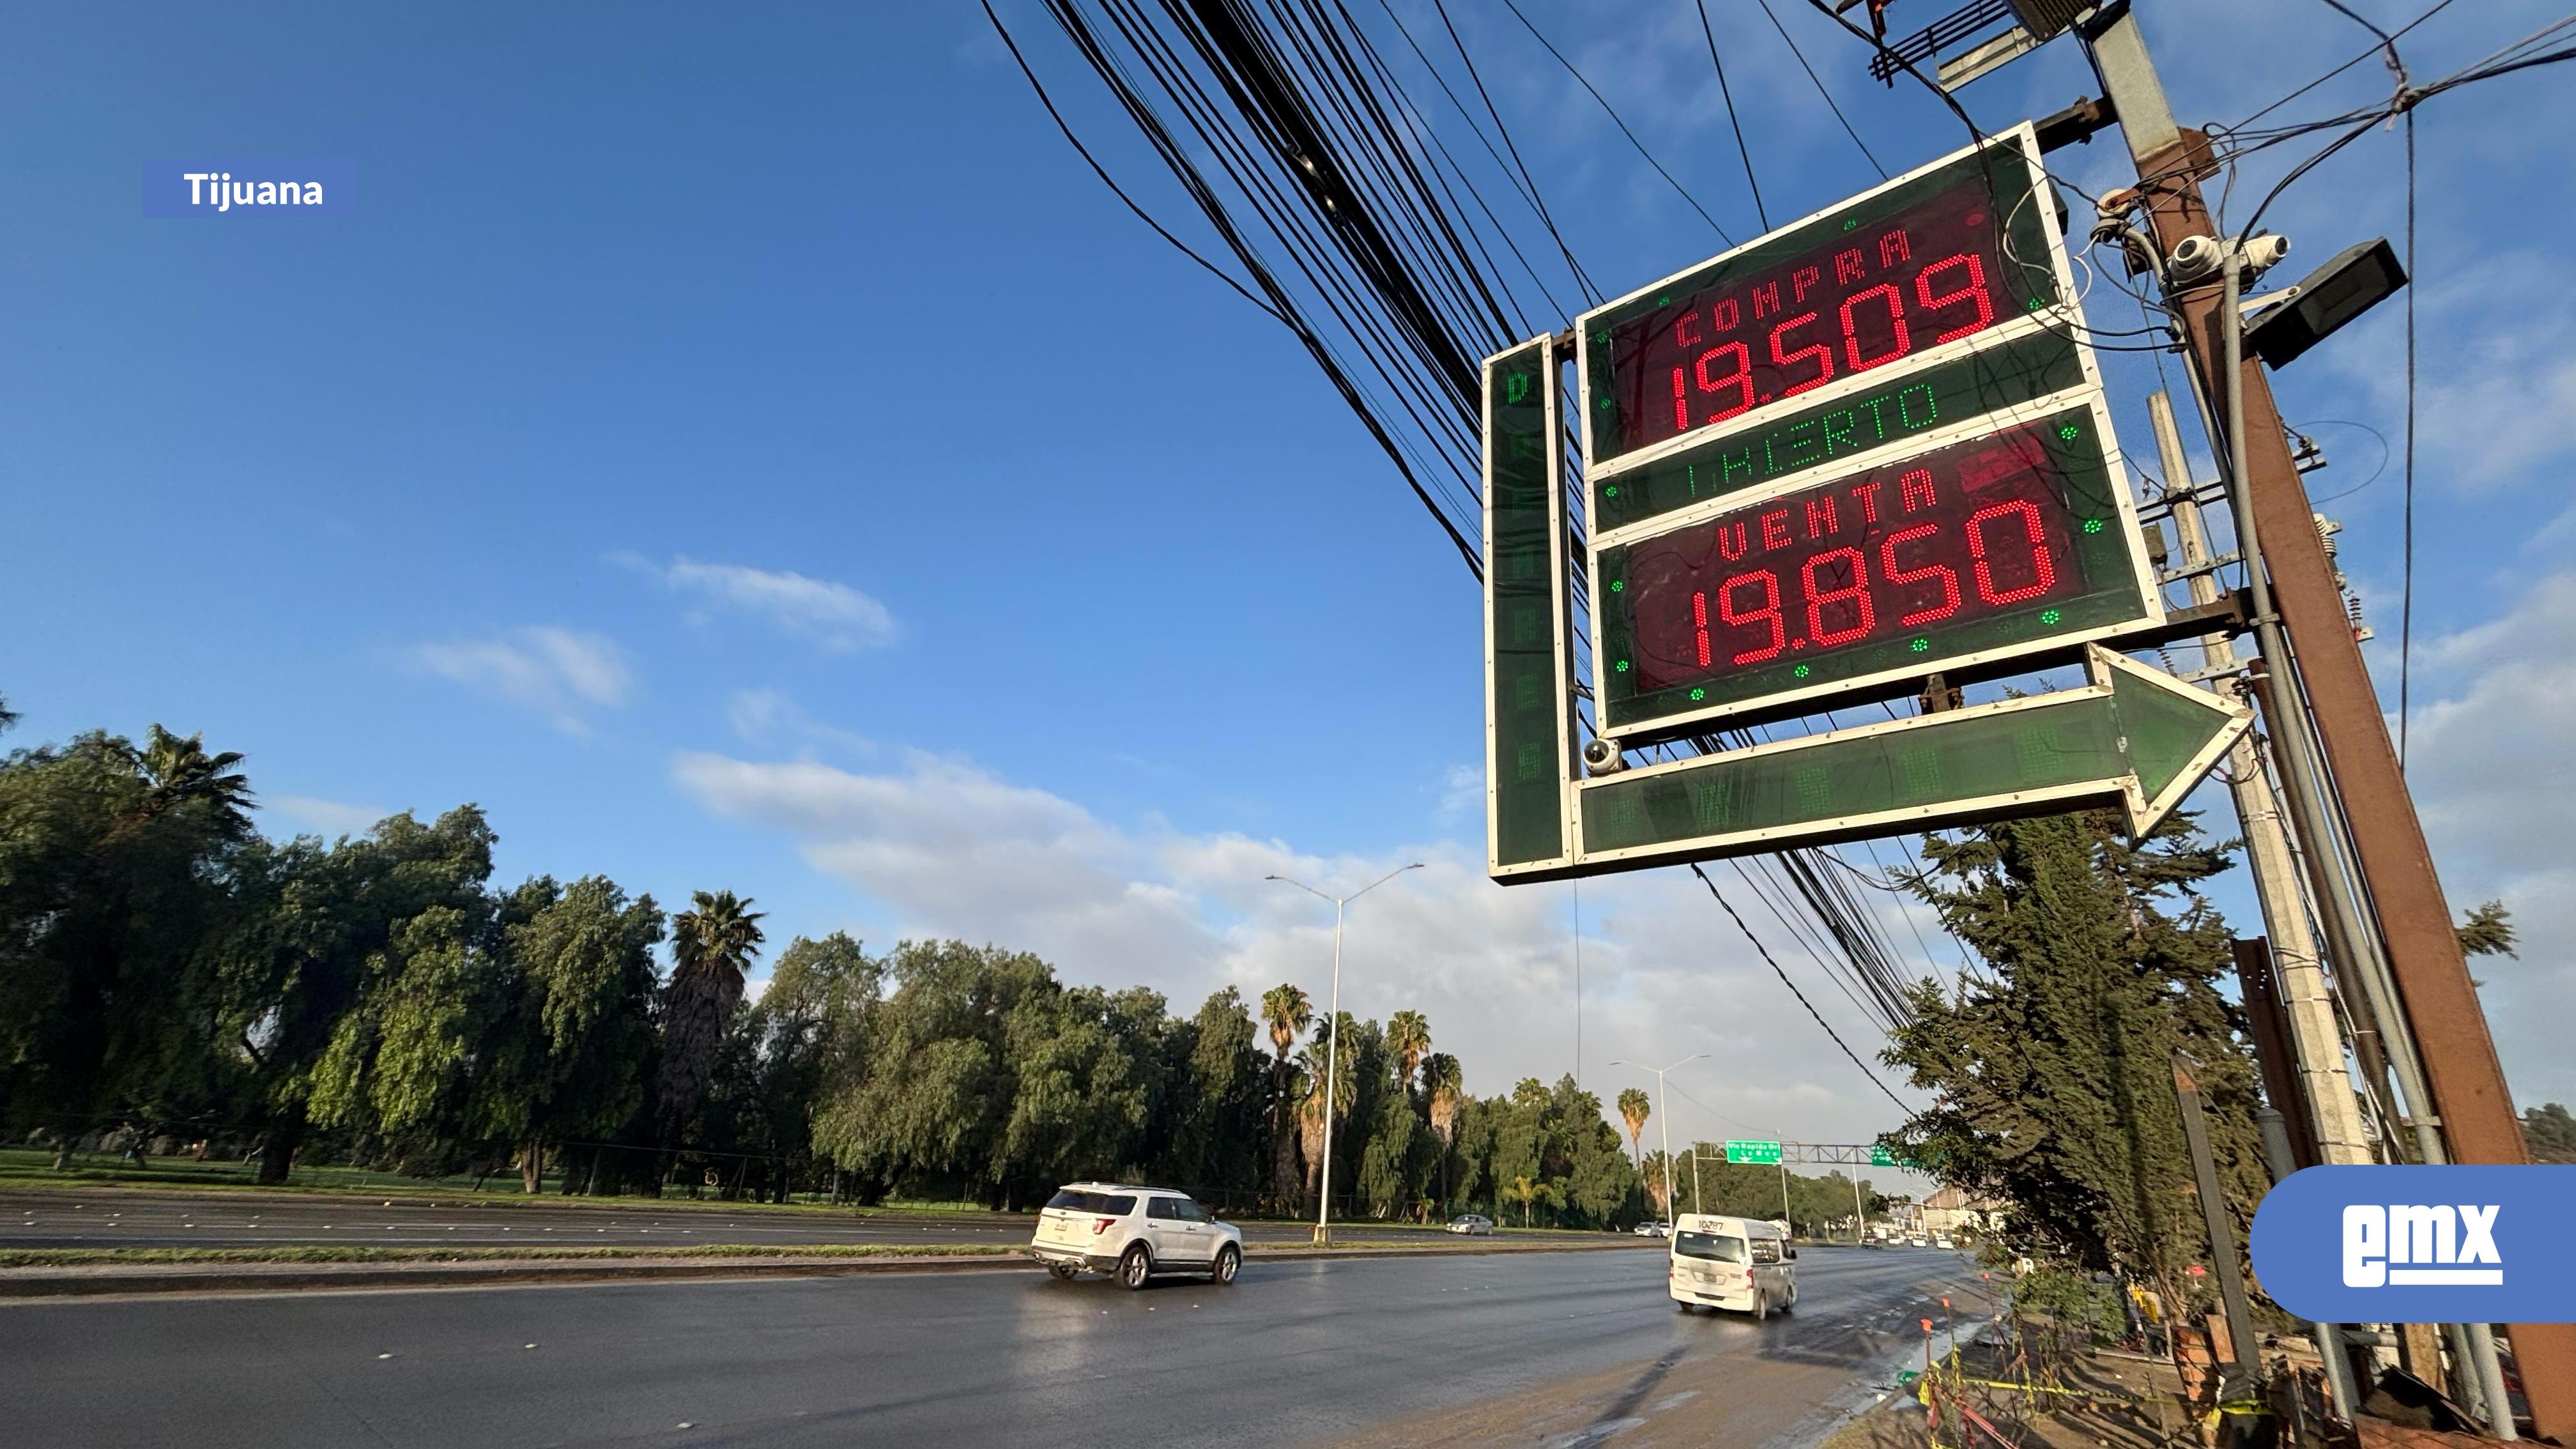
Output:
2159 551 2241 586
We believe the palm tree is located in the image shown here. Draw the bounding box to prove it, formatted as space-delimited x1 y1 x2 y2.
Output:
136 724 255 837
1640 1150 1674 1220
658 890 766 1155
1386 1009 1430 1096
1501 1174 1563 1229
1261 983 1311 1209
1423 1052 1462 1211
0 692 16 732
1617 1087 1651 1173
1296 1035 1339 1208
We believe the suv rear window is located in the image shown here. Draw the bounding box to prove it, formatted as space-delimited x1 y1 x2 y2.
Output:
1045 1190 1137 1215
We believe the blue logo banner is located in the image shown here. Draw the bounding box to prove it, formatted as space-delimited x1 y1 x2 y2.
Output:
143 159 355 217
2251 1165 2576 1323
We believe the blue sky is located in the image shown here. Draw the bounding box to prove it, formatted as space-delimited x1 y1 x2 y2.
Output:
4 1 2572 1153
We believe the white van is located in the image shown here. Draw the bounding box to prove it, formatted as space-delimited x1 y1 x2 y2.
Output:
1668 1213 1797 1317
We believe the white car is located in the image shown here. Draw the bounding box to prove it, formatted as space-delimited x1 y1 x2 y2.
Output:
1446 1214 1495 1236
1633 1220 1673 1238
1029 1183 1242 1289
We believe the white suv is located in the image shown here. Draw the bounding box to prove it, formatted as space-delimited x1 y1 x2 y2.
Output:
1030 1183 1243 1289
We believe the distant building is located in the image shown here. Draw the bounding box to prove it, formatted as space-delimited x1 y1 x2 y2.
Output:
1919 1185 2007 1236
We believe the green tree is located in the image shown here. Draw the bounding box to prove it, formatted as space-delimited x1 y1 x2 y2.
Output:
1617 1087 1650 1171
2525 1103 2576 1164
2457 901 2517 960
1423 1052 1463 1211
1884 808 2268 1301
1386 1009 1430 1096
218 806 497 1183
1260 983 1310 1209
0 728 254 1158
475 877 665 1193
657 890 765 1147
305 902 500 1171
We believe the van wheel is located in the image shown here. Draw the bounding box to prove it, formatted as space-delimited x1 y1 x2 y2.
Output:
1675 1300 1694 1314
1753 1291 1771 1321
1119 1245 1152 1290
1046 1262 1078 1282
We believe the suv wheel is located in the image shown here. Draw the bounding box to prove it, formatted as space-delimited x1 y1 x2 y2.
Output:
1211 1244 1239 1285
1119 1244 1152 1290
1046 1262 1078 1282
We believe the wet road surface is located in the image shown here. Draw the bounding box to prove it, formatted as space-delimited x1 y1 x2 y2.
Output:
0 1241 1982 1448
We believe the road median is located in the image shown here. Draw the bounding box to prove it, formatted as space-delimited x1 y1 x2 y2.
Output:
0 1235 1660 1298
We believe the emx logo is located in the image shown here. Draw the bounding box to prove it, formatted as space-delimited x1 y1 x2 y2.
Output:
2343 1204 2502 1287
2253 1167 2573 1322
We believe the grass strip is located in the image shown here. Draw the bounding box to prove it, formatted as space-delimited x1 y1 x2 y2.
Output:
0 1243 1011 1269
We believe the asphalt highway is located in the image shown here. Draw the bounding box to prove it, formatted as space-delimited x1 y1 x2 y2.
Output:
0 1188 1466 1250
0 1243 1984 1448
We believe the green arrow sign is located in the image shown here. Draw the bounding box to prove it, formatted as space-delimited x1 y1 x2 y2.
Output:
1725 1139 1783 1165
1575 645 2250 870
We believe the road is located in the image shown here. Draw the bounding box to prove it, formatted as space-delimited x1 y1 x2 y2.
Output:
0 1188 1474 1250
0 1243 1985 1448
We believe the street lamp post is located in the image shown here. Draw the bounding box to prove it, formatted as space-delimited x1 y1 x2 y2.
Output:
1610 1054 1704 1229
1266 862 1423 1246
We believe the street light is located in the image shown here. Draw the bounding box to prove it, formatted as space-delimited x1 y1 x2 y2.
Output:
1609 1054 1704 1230
1266 862 1423 1246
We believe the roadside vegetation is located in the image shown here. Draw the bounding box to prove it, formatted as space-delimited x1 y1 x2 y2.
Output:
0 709 1889 1233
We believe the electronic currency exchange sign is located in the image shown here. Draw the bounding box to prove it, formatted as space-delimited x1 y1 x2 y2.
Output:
1481 124 2239 885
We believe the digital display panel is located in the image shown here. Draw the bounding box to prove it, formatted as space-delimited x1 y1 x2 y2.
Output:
1583 134 2055 466
1483 339 1570 871
1592 326 2084 535
1596 406 2150 731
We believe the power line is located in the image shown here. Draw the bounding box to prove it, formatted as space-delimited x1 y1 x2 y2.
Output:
1498 0 1735 244
1690 862 1913 1116
1697 0 1770 231
1751 0 1887 178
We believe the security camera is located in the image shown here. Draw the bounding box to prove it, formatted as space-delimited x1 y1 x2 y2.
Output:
2237 233 2292 277
2163 234 2224 286
1581 739 1627 778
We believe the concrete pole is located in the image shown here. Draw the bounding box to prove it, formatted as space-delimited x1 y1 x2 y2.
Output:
2147 390 2372 1167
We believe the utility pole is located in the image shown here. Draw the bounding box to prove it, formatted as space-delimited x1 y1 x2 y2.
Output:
2084 11 2567 1437
2146 390 2372 1169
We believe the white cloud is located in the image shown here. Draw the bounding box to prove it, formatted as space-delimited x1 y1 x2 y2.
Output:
411 625 632 734
266 793 389 838
726 687 875 756
670 744 1932 1153
631 555 895 651
2398 570 2576 1109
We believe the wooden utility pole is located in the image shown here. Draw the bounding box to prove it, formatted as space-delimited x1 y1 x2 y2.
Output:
2083 10 2570 1438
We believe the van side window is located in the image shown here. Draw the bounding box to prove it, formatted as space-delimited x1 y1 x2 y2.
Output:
1751 1239 1782 1264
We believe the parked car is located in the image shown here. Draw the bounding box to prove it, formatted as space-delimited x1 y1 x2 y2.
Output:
1669 1213 1797 1318
1029 1183 1242 1289
1445 1214 1494 1236
1934 1236 1956 1250
1634 1220 1672 1238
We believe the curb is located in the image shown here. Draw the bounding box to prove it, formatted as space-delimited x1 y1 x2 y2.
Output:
0 1238 1662 1300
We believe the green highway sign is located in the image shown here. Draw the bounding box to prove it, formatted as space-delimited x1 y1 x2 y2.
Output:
1869 1145 1899 1167
1572 643 2250 873
1725 1139 1784 1165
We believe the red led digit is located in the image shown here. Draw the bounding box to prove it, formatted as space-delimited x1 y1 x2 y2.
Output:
1718 571 1787 664
1768 312 1836 397
1967 499 2058 604
1671 367 1690 433
1879 523 1962 625
1839 283 1910 372
1802 547 1876 647
1691 590 1712 668
1917 254 1994 344
1694 341 1756 424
